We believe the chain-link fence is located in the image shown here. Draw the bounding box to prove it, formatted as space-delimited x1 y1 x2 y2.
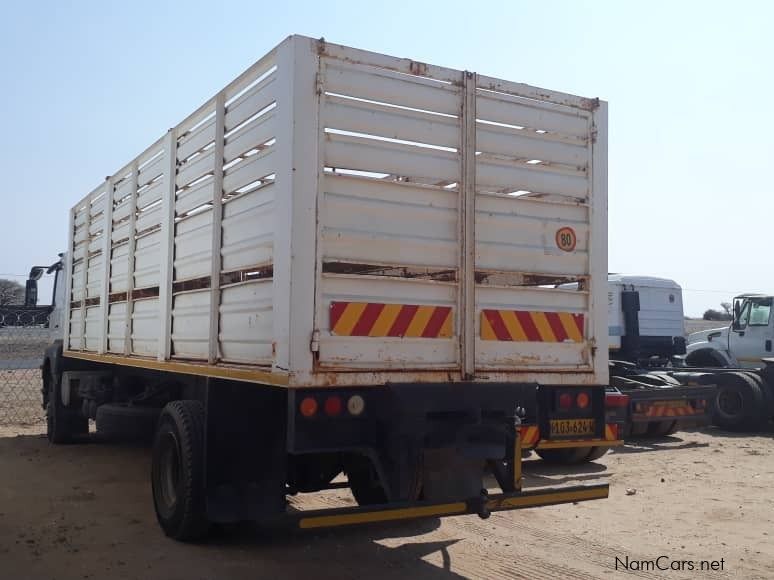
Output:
0 311 51 425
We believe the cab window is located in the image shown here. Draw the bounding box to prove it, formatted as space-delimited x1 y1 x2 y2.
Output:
735 300 751 329
749 299 772 326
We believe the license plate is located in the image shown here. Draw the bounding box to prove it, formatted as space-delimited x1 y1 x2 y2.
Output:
549 419 595 437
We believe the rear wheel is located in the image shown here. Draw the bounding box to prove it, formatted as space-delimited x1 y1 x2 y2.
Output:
151 400 209 541
713 372 767 431
535 447 592 464
646 420 679 437
46 370 88 444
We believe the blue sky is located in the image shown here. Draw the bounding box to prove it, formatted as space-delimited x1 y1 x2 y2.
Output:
1 0 771 316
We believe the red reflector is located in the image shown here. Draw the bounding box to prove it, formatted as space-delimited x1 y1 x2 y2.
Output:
324 395 343 417
558 393 573 409
576 392 590 409
606 393 630 408
300 397 318 417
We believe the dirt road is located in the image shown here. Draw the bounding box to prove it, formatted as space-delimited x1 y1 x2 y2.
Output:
0 425 772 579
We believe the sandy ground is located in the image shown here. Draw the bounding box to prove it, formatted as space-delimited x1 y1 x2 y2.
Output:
1 425 772 580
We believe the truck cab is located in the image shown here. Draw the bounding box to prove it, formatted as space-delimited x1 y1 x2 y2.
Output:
686 294 774 368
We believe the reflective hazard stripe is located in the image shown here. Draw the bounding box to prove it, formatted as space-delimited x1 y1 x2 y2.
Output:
330 302 453 338
481 310 584 342
519 425 541 448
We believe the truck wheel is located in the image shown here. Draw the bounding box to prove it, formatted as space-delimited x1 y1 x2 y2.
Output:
96 404 161 442
45 370 88 444
712 372 767 432
646 420 678 437
584 446 609 462
535 447 591 464
151 400 209 541
345 453 422 506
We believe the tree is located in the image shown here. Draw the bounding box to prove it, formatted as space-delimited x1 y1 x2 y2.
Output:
720 302 733 317
0 279 25 306
703 306 732 321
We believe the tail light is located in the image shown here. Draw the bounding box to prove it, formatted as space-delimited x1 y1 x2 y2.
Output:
576 392 590 409
605 393 630 408
300 396 318 417
347 395 365 416
323 395 343 417
558 393 573 410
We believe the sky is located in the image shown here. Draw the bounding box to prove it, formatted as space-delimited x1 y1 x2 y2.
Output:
0 0 772 317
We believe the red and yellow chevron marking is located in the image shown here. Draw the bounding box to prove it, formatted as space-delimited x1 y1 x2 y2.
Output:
605 423 619 441
330 302 453 338
481 310 584 342
519 425 541 448
643 402 699 418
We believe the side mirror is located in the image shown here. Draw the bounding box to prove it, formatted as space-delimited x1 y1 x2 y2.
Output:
24 279 38 307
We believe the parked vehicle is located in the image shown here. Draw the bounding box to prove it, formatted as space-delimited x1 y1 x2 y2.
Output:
605 276 716 437
39 36 611 541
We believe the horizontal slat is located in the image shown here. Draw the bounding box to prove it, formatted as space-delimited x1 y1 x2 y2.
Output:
224 111 276 162
135 202 161 232
176 148 215 189
322 95 459 149
477 123 587 167
219 280 273 364
177 114 216 161
222 148 275 195
324 62 460 116
131 298 159 355
221 184 274 271
176 178 215 216
107 302 127 353
171 290 209 359
476 159 588 198
325 133 458 183
136 179 164 209
477 74 598 111
138 153 165 187
225 73 276 132
174 211 213 280
477 93 590 138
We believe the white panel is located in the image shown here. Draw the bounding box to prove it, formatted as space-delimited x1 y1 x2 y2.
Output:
317 275 458 369
325 133 457 182
219 280 273 364
107 302 127 353
138 154 165 187
475 196 589 275
221 184 274 271
323 62 459 115
85 252 103 297
224 73 276 132
224 111 276 162
476 93 590 138
476 159 588 199
176 178 215 216
475 285 591 370
176 148 215 189
321 175 457 268
68 308 82 350
133 232 161 288
131 298 159 355
174 211 213 280
477 124 587 167
222 147 275 195
177 115 216 161
84 306 101 351
71 261 85 301
171 291 209 359
137 180 164 210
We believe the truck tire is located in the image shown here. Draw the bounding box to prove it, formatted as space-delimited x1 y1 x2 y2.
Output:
345 453 422 506
712 372 767 432
45 369 88 444
583 446 609 462
535 447 592 464
646 420 678 437
151 400 209 541
96 404 161 442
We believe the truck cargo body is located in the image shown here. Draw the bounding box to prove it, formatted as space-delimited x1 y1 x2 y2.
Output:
44 36 610 539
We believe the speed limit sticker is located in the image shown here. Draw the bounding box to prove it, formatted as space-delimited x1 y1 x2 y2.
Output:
555 227 577 252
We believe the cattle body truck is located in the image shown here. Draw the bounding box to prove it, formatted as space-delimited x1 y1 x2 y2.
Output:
41 36 610 540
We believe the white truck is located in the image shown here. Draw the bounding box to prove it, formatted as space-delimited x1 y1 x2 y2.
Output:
39 35 612 540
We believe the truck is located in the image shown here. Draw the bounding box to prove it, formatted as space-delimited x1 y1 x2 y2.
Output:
604 275 716 437
685 293 774 430
39 35 611 541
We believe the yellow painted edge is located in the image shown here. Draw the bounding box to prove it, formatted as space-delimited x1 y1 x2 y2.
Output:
299 502 467 529
487 486 609 510
63 351 289 386
537 439 624 450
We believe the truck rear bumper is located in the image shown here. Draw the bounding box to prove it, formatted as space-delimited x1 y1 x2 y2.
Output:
292 483 609 530
627 385 716 424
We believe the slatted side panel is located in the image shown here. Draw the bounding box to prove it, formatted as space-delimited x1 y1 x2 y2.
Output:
171 60 277 361
474 84 595 371
316 58 463 369
70 48 279 364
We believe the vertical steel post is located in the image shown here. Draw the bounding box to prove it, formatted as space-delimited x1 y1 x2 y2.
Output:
208 94 226 364
124 161 139 355
98 178 114 354
158 130 178 361
459 71 477 380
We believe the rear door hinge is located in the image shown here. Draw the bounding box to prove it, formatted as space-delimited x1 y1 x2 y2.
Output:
310 329 320 352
